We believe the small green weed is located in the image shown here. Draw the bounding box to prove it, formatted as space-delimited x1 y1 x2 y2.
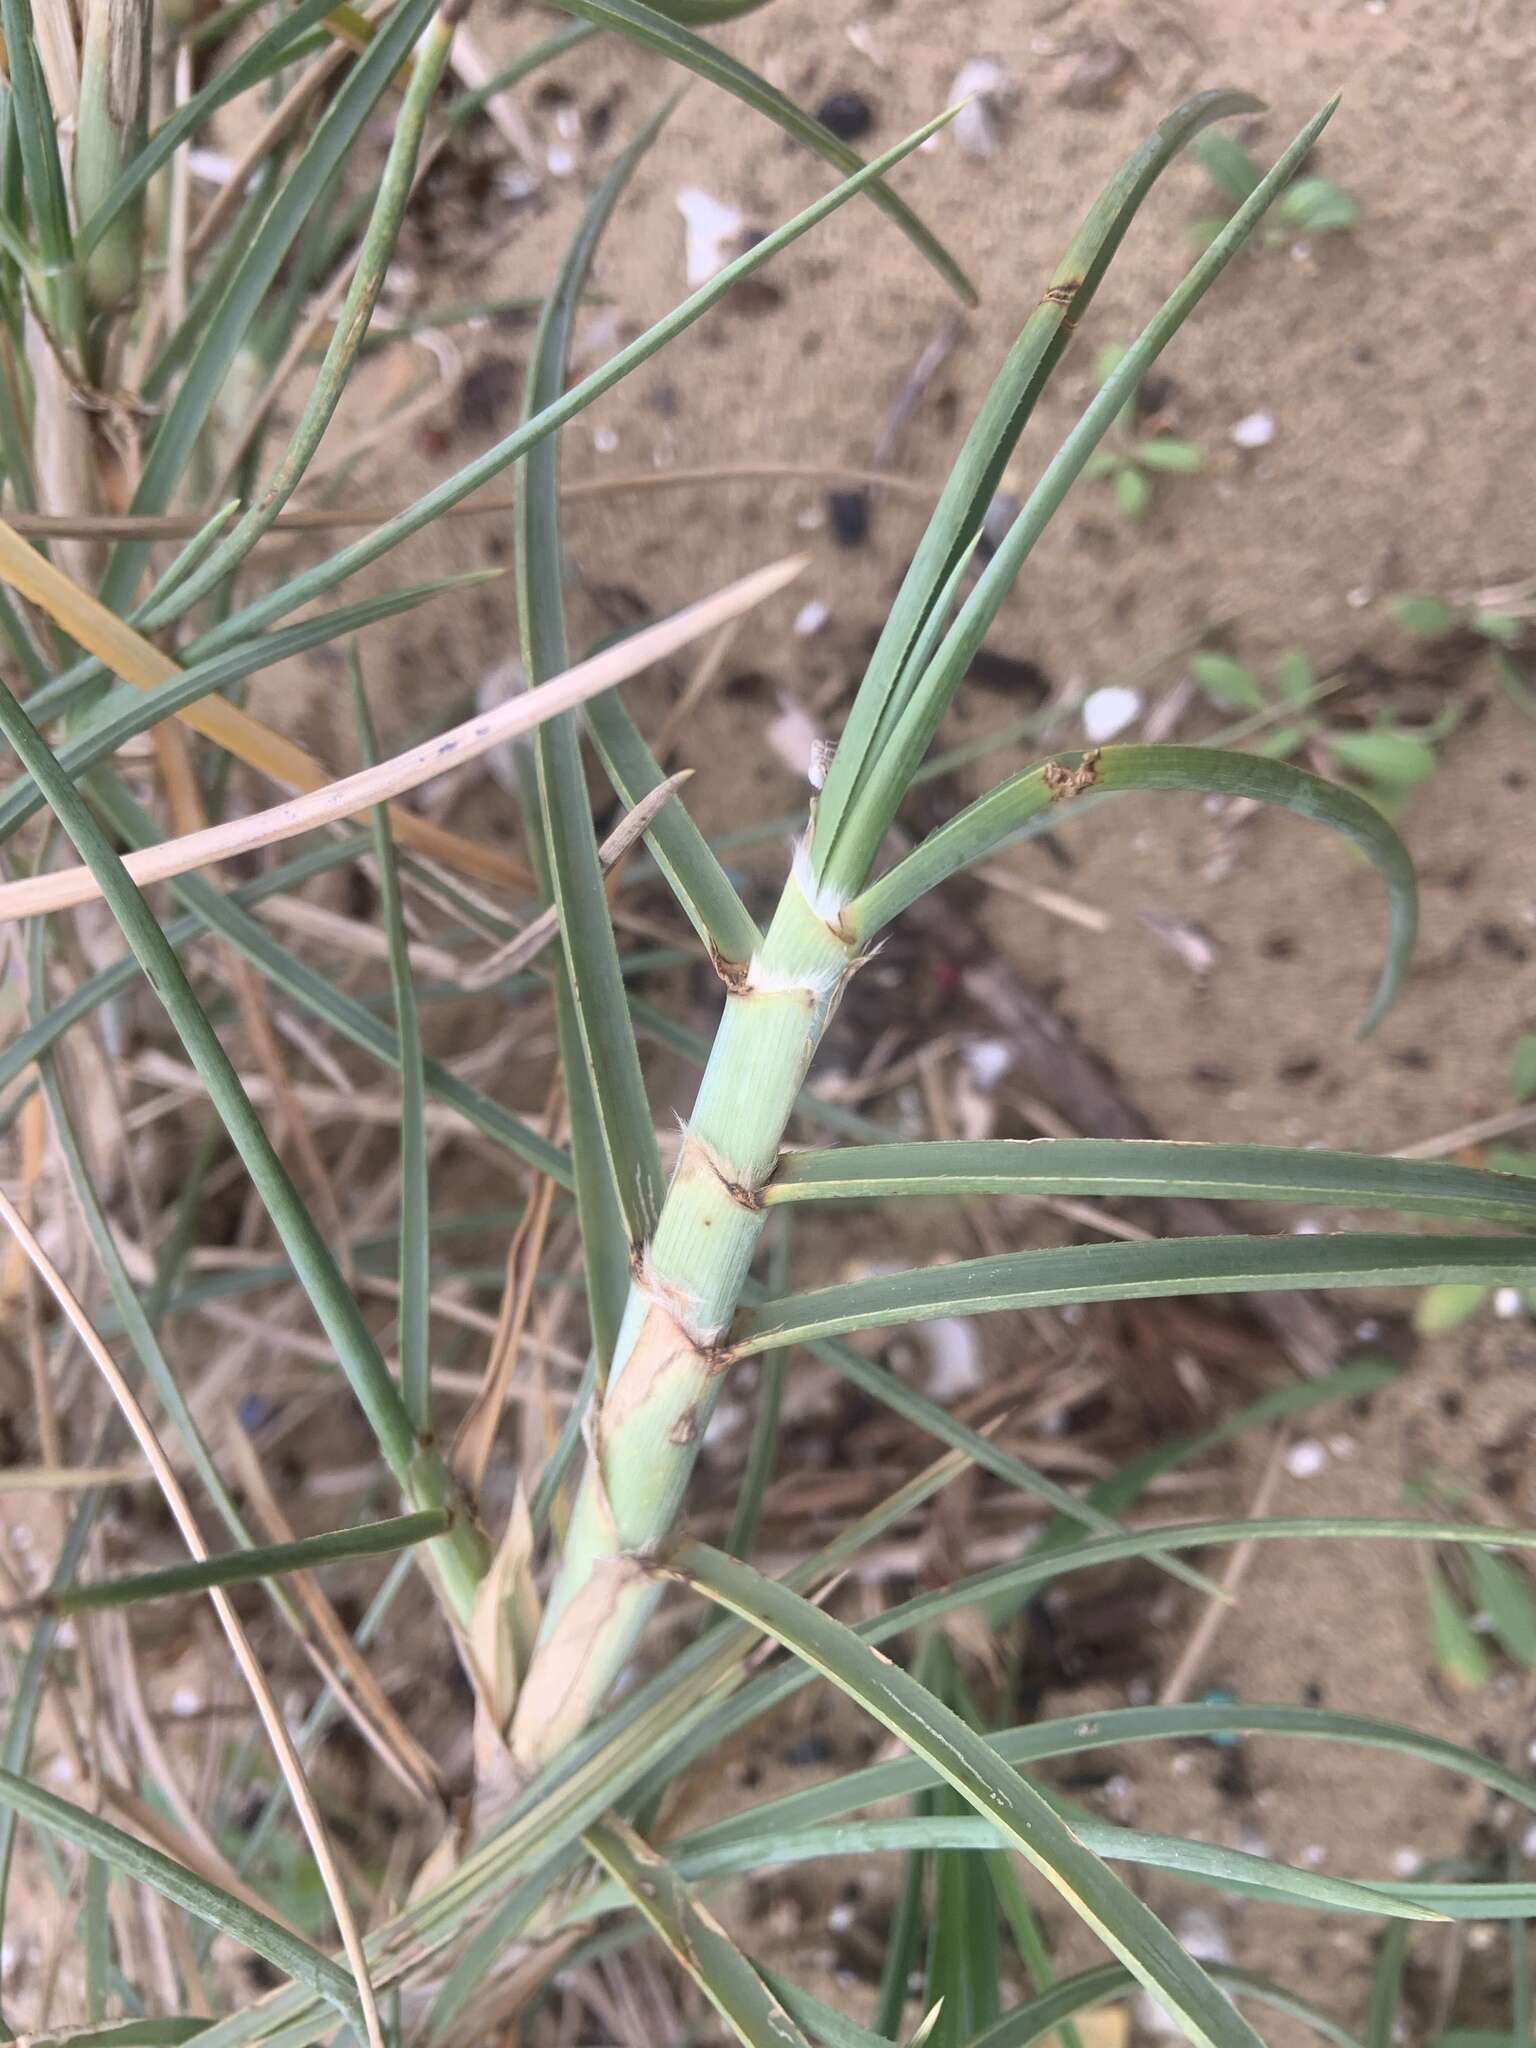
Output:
1083 343 1205 520
1189 129 1361 251
1188 645 1457 810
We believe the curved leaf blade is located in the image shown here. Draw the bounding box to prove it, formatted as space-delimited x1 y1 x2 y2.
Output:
668 1541 1268 2048
579 1812 1443 1925
0 1767 357 2017
681 1700 1536 1856
968 1960 1363 2048
848 744 1418 1035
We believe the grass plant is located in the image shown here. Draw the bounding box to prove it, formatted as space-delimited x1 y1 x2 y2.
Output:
0 6 1531 2044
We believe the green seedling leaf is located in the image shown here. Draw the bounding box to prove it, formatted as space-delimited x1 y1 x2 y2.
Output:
1327 729 1439 790
1273 649 1316 704
1365 1925 1412 2048
356 674 432 1434
518 102 670 1247
587 692 762 970
50 1510 449 1615
1509 1034 1536 1104
1422 1557 1494 1690
1277 175 1360 232
1464 1547 1536 1667
1191 652 1264 709
1134 437 1206 473
580 1810 1447 1926
1471 608 1524 647
1195 128 1262 201
1391 594 1460 638
969 1960 1365 2048
812 86 1265 873
1253 724 1308 759
683 1698 1536 1854
1114 465 1152 519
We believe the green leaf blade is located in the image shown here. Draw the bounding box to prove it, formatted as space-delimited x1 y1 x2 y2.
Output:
849 744 1418 1036
670 1541 1268 2048
765 1137 1536 1228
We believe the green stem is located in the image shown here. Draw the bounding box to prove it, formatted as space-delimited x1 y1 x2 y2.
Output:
509 851 857 1766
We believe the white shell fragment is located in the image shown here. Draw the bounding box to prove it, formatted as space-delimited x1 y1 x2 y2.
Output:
1138 908 1220 977
1082 684 1142 743
794 599 830 638
917 1317 985 1402
1230 410 1276 449
949 57 1016 159
1284 1437 1328 1479
676 187 744 286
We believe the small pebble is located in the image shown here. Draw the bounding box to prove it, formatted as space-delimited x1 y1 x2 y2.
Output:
919 1317 985 1402
171 1687 202 1717
1230 410 1275 449
794 599 830 638
964 1039 1013 1089
545 143 576 179
1284 1437 1328 1479
1391 1847 1424 1877
1301 1843 1328 1866
827 488 870 547
815 90 875 142
1082 683 1142 742
1346 585 1375 608
1495 1287 1526 1319
592 425 619 454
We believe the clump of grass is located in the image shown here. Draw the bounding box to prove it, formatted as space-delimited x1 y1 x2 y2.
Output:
0 10 1531 2047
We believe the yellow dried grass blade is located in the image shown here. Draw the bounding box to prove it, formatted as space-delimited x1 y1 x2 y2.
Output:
0 514 529 889
0 552 808 918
